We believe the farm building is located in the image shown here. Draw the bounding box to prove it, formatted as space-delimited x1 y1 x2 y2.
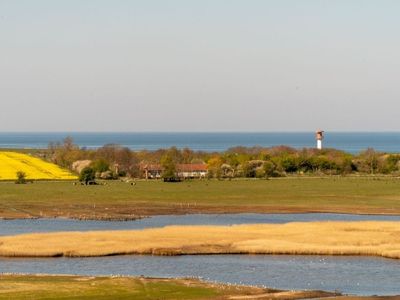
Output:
139 163 163 179
139 163 207 179
177 164 208 179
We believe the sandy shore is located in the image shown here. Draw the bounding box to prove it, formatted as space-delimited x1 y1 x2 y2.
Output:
0 221 399 258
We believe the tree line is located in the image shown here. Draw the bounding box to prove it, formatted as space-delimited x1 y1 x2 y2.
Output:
43 137 400 180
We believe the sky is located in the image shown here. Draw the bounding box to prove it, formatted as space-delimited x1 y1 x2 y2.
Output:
1 0 400 132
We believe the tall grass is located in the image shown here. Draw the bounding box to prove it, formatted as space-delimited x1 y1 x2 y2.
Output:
0 221 399 259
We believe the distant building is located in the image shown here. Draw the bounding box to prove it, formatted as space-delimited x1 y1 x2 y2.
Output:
139 163 163 179
316 130 324 150
139 162 208 179
177 164 208 179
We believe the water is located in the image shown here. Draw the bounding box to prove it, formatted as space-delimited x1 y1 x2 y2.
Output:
2 213 400 236
1 132 400 153
2 214 400 295
1 255 399 296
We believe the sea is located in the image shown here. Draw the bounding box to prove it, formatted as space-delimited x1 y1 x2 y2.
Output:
1 132 400 154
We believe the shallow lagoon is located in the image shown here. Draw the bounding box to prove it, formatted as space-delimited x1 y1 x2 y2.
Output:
1 213 400 296
2 213 400 236
1 255 400 296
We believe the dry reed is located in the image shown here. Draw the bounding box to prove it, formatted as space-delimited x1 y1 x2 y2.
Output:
0 221 399 259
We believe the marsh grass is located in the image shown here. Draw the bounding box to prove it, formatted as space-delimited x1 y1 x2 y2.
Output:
0 221 399 259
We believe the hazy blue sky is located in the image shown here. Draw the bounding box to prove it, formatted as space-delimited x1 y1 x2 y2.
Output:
1 1 399 132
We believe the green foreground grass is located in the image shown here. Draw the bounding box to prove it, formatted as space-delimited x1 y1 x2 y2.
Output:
0 275 338 300
1 177 400 219
0 275 227 300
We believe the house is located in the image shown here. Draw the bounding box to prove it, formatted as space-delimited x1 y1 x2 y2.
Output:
139 163 163 179
177 164 208 179
139 162 208 179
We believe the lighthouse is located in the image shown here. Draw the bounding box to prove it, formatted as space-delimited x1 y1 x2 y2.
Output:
316 130 324 150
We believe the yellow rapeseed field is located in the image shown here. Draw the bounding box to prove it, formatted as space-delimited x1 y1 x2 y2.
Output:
0 152 77 180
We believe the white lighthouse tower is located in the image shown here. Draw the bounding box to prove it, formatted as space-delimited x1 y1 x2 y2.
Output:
316 130 324 150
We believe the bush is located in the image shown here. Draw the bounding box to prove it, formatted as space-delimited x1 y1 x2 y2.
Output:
382 154 400 173
15 171 27 184
79 167 96 185
280 156 298 173
91 159 110 173
255 167 265 178
263 161 278 178
207 169 214 179
242 162 256 178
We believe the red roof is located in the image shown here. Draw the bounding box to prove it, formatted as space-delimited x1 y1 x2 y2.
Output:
177 164 208 172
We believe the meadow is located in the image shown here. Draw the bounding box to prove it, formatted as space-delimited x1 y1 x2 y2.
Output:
1 274 327 300
0 152 76 181
2 275 397 300
0 221 399 259
0 177 400 219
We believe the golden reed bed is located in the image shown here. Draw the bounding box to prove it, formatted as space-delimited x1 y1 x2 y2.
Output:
0 221 400 258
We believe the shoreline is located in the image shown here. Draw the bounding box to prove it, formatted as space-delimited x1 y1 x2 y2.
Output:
2 208 400 222
2 207 400 221
0 274 341 300
1 274 400 299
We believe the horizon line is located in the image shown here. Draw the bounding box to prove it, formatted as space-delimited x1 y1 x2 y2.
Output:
2 130 400 134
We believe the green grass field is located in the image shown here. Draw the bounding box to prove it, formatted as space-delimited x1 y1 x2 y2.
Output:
0 275 235 300
0 275 343 300
1 177 400 219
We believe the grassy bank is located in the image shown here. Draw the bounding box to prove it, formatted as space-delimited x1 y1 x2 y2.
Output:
1 177 400 219
0 221 399 259
0 274 338 300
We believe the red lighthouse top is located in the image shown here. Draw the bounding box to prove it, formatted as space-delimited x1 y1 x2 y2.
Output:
316 130 324 140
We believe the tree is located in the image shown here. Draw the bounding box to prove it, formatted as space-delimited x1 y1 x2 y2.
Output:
15 171 27 184
242 162 256 178
381 154 400 174
79 167 96 185
96 145 138 177
181 147 194 163
161 153 177 182
242 160 264 178
362 148 379 174
49 136 82 168
207 156 223 179
91 159 110 173
263 161 277 178
280 155 298 173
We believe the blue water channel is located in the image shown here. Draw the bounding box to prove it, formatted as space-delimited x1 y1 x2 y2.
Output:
1 213 400 236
